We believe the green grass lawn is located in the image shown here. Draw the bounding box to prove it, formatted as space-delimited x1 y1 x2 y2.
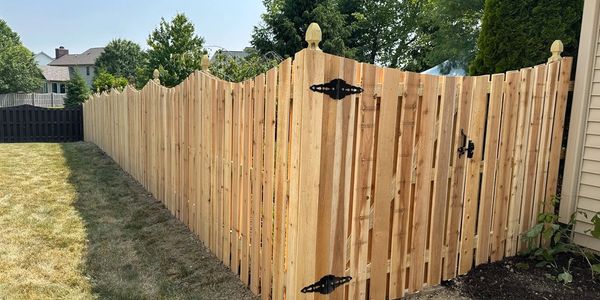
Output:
0 142 255 299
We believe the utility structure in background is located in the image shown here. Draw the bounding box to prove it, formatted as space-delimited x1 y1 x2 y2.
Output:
83 23 574 299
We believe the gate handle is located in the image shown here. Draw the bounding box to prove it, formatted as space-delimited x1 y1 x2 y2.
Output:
457 129 475 159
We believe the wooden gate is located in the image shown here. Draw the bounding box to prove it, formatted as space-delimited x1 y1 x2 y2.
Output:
0 104 83 143
83 41 572 299
289 50 573 299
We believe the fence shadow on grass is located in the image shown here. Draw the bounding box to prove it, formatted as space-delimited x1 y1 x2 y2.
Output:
60 142 256 299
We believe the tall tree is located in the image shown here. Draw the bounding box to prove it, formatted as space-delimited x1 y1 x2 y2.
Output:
339 0 404 64
345 0 425 67
0 19 19 49
470 0 583 75
0 19 43 93
145 14 206 87
422 0 484 72
251 0 352 58
95 39 146 82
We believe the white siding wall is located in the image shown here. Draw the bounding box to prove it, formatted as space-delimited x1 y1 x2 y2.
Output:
70 66 96 87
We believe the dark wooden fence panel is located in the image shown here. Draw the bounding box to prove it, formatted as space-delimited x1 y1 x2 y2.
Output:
0 105 83 143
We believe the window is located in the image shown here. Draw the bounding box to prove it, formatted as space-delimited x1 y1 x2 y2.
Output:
60 84 66 94
86 66 90 76
52 83 58 93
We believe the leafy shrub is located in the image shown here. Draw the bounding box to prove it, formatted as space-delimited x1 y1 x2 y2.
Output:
523 196 600 282
93 70 128 93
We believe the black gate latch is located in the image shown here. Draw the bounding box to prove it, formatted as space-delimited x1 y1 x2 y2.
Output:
301 275 352 294
310 79 363 100
457 129 475 159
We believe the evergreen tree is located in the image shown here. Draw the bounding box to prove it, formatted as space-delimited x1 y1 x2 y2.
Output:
64 72 90 107
470 0 583 75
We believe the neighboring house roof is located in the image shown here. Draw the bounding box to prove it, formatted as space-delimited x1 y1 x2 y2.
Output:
210 50 250 62
421 60 467 76
39 66 70 82
34 52 54 66
49 47 104 66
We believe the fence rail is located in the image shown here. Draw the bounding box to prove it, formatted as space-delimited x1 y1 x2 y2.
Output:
0 105 83 142
0 93 66 108
83 40 573 299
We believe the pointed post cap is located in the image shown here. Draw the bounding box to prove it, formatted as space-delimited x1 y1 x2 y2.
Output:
201 54 210 72
153 69 160 84
305 23 322 51
548 40 564 62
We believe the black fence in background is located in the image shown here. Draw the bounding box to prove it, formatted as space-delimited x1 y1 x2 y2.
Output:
0 105 83 142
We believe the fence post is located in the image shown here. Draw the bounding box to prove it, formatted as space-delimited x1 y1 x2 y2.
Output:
548 40 563 62
152 69 160 85
286 22 327 299
201 54 210 72
51 93 54 107
31 93 35 106
305 22 322 51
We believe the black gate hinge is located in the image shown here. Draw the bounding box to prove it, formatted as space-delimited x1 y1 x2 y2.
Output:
301 274 352 294
457 129 475 159
310 79 363 100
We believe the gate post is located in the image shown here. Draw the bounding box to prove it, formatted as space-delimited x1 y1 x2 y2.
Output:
287 22 328 300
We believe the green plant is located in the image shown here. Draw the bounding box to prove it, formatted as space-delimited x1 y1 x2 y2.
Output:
470 0 583 75
95 39 146 82
93 70 128 93
145 13 206 87
522 196 600 281
209 50 279 82
0 19 43 93
64 72 90 107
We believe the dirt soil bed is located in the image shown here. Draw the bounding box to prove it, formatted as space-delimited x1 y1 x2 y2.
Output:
436 254 600 300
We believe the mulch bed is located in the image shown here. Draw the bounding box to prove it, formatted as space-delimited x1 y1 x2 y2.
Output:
446 254 600 300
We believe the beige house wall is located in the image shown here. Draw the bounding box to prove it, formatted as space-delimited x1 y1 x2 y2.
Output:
561 0 600 251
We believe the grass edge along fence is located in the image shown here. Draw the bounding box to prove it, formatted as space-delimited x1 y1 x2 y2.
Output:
83 24 573 300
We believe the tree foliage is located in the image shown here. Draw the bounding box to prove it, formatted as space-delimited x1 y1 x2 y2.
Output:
145 13 206 87
95 39 145 82
0 19 43 93
209 50 280 82
251 0 352 58
64 72 90 107
252 0 483 73
422 0 484 72
93 70 128 93
0 19 19 49
470 0 583 75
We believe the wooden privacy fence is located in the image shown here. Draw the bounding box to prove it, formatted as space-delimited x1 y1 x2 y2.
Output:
83 29 573 299
1 104 83 143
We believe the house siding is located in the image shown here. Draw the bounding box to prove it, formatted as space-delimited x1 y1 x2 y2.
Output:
69 66 96 88
562 0 600 252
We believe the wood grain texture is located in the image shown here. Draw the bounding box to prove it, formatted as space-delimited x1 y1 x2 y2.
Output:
83 49 573 300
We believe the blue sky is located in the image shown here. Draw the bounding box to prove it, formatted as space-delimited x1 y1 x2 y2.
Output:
0 0 266 56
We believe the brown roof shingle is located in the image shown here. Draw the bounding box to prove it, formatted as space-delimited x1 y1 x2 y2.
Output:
49 47 104 66
39 66 70 82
